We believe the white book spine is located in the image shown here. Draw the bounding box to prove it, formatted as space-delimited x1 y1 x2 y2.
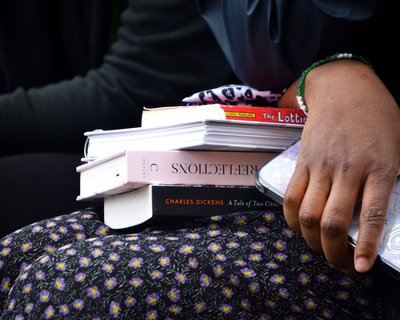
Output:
77 150 277 200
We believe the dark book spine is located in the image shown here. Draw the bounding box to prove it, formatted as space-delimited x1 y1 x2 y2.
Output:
151 185 280 217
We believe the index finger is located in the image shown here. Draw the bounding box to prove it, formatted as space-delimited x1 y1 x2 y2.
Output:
354 176 396 273
320 177 360 271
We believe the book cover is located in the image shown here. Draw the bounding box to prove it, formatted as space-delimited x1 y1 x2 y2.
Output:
104 184 281 229
255 139 400 273
77 149 277 200
142 104 307 127
82 119 303 161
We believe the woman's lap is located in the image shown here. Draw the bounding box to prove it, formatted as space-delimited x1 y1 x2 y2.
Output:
0 208 380 319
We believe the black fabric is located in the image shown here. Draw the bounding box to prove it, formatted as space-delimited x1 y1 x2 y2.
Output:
0 153 98 238
0 0 234 236
0 0 233 153
0 209 381 319
195 0 400 103
0 0 113 93
376 266 400 320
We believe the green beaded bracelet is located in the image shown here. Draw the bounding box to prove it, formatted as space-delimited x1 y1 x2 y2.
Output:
296 53 372 115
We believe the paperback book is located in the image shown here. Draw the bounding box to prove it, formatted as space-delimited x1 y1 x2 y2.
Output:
141 104 307 127
104 184 280 229
77 149 276 200
82 119 303 161
255 139 400 274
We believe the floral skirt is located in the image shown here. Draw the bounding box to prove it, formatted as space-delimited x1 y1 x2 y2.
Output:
0 207 381 319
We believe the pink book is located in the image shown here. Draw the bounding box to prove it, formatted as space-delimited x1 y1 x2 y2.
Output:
77 149 277 200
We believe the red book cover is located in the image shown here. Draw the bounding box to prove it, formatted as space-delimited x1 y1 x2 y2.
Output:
142 104 306 127
221 105 306 125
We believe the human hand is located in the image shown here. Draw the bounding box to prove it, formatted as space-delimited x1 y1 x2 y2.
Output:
278 59 400 272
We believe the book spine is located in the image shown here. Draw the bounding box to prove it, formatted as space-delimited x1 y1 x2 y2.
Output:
78 150 277 200
221 105 307 125
151 185 280 217
127 150 276 188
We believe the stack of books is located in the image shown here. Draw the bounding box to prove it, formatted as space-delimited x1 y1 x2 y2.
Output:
76 104 307 229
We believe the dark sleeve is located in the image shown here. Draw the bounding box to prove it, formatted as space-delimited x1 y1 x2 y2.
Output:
0 0 233 153
195 0 378 90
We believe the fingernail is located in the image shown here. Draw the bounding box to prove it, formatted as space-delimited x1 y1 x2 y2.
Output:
355 256 370 273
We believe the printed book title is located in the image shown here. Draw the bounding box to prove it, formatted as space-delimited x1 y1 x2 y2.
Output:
164 197 279 208
170 163 258 176
263 111 307 124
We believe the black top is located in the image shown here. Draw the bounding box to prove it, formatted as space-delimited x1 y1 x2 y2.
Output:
0 0 233 153
195 0 400 102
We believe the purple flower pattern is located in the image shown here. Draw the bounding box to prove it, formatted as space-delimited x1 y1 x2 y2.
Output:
0 208 379 319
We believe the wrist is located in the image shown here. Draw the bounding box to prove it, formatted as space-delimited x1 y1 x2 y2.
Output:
297 53 372 115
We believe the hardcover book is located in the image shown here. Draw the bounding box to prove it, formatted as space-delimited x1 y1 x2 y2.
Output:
141 104 307 127
82 119 303 162
256 139 400 273
77 149 276 200
104 184 281 229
